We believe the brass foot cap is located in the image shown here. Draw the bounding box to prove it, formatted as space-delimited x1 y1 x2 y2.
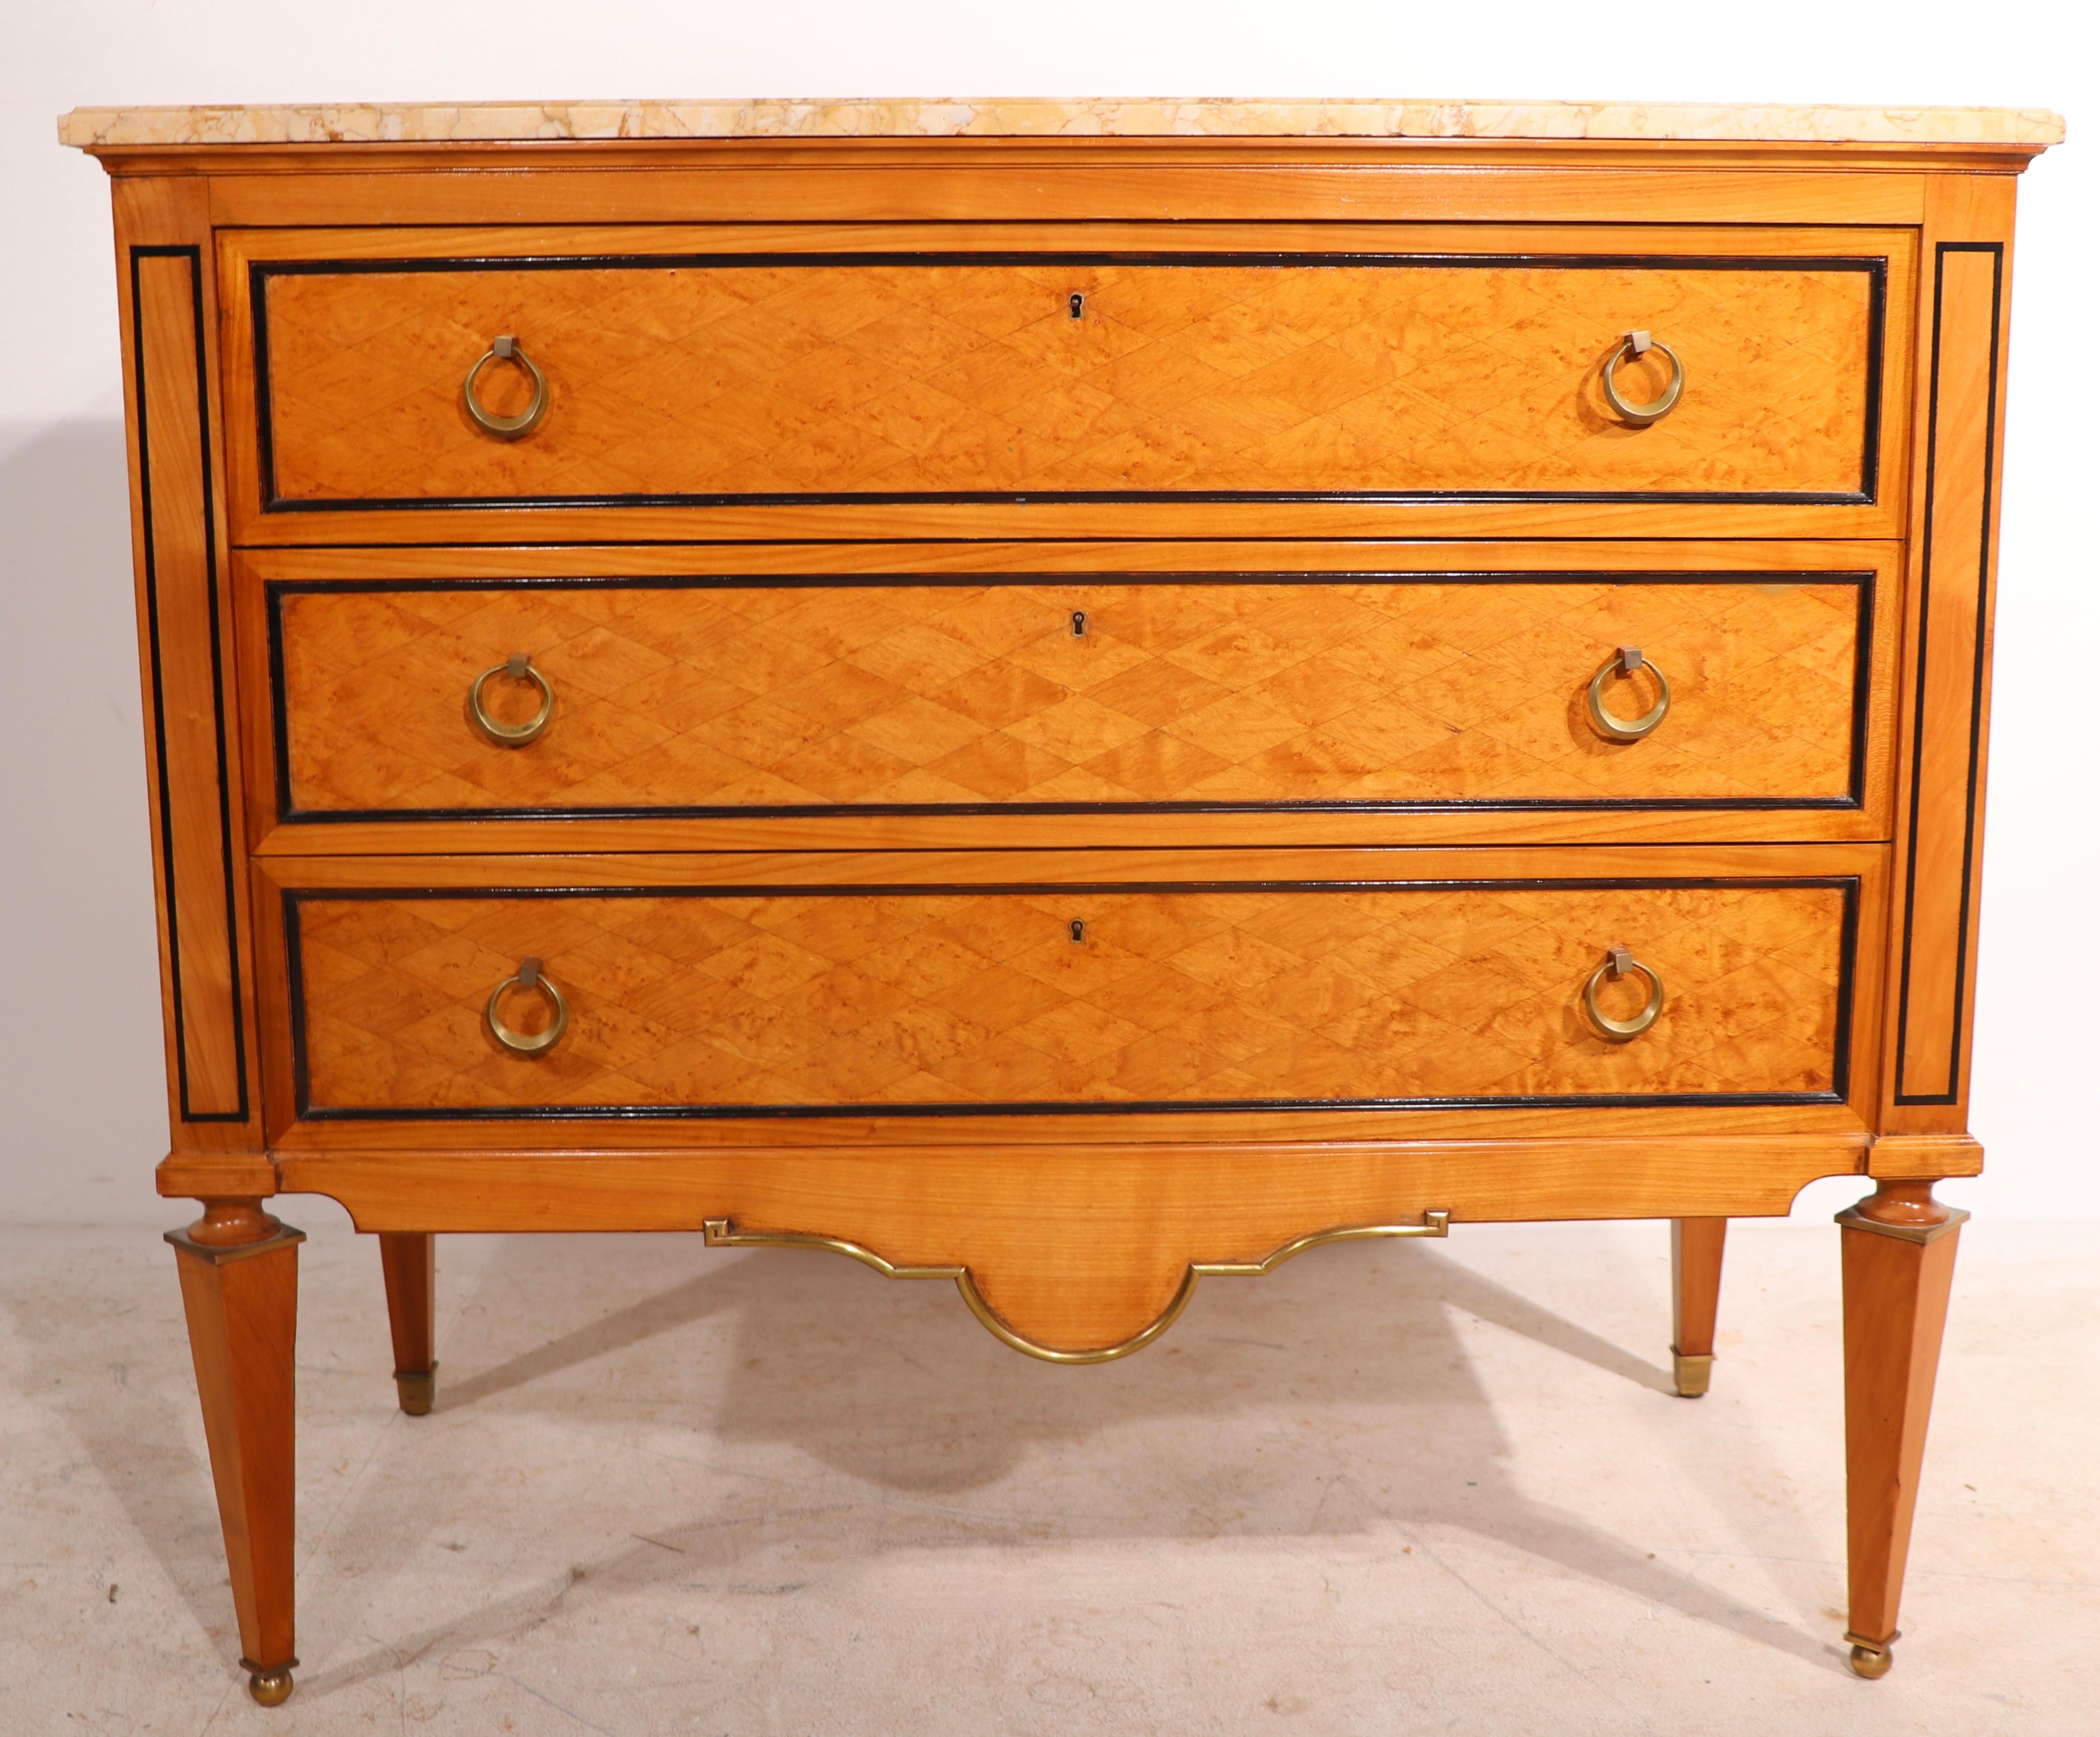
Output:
1671 1349 1714 1398
1845 1635 1895 1680
394 1366 436 1416
247 1666 295 1706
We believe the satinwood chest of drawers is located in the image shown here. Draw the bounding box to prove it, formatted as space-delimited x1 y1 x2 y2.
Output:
65 95 2060 1704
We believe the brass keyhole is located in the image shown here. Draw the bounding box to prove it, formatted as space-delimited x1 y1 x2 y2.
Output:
1070 920 1086 943
1071 611 1087 637
1069 292 1085 320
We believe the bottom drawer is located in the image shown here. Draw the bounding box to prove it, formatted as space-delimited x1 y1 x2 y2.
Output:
266 855 1859 1121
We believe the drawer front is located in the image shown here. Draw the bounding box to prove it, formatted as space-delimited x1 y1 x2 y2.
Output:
280 874 1854 1120
233 225 1890 519
266 571 1872 823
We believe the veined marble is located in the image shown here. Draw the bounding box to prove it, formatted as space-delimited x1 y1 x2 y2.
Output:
58 97 2066 149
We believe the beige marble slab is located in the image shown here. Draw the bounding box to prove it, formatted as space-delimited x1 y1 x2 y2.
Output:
58 97 2065 149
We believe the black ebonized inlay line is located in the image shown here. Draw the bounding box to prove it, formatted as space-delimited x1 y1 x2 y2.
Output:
133 244 249 1124
281 876 1859 1122
1893 242 2003 1107
248 251 1889 514
263 569 1878 826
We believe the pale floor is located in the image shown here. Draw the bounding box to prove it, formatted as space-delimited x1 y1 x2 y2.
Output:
2 1217 2094 1736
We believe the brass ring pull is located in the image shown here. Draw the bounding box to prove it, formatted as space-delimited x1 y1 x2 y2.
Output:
1583 945 1664 1043
1601 329 1685 425
463 334 548 439
468 652 554 746
1586 644 1671 742
485 958 569 1056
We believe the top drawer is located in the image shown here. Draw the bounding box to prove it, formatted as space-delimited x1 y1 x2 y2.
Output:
219 224 1911 544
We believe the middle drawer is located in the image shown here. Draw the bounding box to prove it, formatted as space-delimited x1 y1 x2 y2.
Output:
243 544 1895 850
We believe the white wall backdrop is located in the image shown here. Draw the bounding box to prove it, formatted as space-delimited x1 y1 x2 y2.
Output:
1 0 2090 1225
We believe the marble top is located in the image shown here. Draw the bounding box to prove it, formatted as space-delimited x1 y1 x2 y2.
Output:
59 98 2066 150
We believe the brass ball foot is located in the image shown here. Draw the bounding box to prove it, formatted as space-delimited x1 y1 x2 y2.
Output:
394 1366 436 1416
1846 1637 1895 1680
247 1666 295 1706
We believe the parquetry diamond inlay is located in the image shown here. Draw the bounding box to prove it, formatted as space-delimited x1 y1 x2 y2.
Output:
261 256 1875 502
277 578 1861 814
293 883 1847 1113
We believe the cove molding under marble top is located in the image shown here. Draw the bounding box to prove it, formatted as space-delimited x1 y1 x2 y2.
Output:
58 96 2065 148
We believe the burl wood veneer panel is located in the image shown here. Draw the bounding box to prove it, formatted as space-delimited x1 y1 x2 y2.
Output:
271 575 1869 819
285 878 1851 1118
244 229 1884 508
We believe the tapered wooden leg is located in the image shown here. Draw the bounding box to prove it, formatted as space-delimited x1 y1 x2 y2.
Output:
167 1201 303 1707
1838 1180 1966 1679
378 1232 437 1415
1670 1217 1727 1396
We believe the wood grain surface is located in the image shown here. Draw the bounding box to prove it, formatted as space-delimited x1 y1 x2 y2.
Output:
113 176 265 1153
1671 1216 1729 1358
273 1136 1872 1355
254 247 1876 506
133 246 247 1117
377 1231 435 1384
220 223 1901 528
1885 175 2016 1125
285 877 1849 1116
78 125 2045 1687
1842 1188 1963 1651
272 574 1868 817
188 160 1933 245
236 538 1902 851
170 1231 300 1670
